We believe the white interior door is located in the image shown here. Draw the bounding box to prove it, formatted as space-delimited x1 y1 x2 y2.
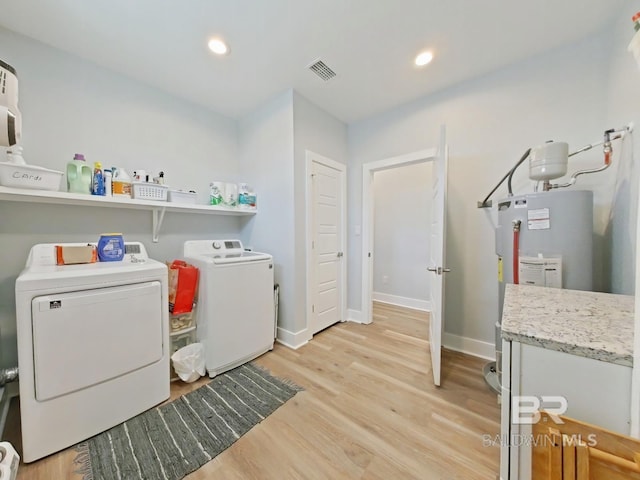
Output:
308 153 346 335
428 128 449 386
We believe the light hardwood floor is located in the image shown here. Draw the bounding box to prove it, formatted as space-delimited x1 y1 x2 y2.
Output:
6 302 500 479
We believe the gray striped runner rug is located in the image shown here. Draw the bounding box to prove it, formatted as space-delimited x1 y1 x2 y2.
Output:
74 363 302 480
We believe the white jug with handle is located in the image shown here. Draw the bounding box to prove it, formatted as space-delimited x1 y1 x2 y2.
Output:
112 167 132 197
66 153 92 194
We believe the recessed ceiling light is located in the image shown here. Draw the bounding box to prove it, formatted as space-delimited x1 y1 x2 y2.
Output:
415 51 433 67
208 38 229 55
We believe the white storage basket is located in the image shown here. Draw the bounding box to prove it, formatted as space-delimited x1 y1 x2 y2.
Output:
0 162 64 191
131 182 168 201
168 189 197 204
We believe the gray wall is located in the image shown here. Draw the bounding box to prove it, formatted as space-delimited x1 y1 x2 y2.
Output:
0 28 245 368
373 162 432 302
0 27 349 362
347 30 628 350
603 9 640 295
238 91 348 338
238 91 296 333
292 92 348 332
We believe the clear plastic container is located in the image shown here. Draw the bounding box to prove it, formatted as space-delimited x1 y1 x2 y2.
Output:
238 183 257 209
170 305 196 332
209 182 223 205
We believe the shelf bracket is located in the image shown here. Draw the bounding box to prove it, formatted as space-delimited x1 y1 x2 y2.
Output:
152 207 167 243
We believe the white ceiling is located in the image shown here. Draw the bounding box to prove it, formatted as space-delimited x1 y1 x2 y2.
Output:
0 1 624 123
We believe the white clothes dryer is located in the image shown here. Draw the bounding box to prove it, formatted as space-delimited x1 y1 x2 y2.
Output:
15 242 169 463
184 240 274 378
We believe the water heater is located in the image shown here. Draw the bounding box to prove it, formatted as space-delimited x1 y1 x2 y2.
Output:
478 126 631 394
493 189 593 385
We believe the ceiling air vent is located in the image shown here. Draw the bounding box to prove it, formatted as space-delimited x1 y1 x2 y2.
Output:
308 59 336 81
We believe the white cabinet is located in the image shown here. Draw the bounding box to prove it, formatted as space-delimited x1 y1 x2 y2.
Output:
498 284 635 480
500 340 632 480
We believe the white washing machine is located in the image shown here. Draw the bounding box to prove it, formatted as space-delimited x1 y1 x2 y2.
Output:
184 240 274 378
15 242 169 463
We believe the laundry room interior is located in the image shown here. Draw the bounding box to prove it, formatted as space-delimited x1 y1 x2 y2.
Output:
0 1 640 479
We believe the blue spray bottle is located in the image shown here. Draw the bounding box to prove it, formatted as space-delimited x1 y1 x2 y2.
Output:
92 162 105 196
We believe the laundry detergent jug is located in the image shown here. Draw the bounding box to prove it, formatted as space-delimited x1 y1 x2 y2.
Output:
66 153 92 194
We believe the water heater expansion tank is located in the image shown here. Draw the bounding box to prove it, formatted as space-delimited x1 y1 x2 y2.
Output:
528 141 569 181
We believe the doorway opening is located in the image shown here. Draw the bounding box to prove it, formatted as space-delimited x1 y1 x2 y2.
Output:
360 148 438 325
370 162 434 312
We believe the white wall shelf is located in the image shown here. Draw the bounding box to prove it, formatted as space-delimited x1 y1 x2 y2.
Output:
0 186 256 242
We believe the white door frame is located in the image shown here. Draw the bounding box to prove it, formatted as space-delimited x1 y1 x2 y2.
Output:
631 176 640 437
360 148 438 324
306 150 347 337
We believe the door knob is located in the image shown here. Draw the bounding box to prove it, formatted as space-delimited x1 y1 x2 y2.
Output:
442 268 451 273
427 267 438 272
337 252 343 258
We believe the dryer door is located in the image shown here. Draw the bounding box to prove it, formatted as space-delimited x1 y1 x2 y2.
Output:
32 281 163 401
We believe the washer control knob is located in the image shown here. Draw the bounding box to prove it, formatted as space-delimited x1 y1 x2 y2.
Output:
213 241 222 249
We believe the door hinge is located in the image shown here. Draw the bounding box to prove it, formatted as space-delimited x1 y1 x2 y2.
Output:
312 305 315 313
312 241 315 249
368 252 372 258
427 266 452 275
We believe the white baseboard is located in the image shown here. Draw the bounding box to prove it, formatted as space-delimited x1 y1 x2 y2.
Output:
442 332 495 361
347 308 365 323
372 292 431 312
276 327 309 350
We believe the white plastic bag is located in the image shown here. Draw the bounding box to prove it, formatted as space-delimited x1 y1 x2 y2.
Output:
0 441 19 480
171 343 206 383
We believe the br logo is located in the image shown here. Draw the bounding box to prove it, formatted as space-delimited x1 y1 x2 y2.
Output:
512 396 568 425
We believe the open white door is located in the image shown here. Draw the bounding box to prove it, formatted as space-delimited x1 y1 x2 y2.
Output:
427 127 449 386
631 167 640 437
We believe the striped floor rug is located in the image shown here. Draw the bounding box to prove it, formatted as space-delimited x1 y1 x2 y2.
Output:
75 363 302 480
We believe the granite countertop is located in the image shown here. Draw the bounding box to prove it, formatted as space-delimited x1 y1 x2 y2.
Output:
501 283 635 367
